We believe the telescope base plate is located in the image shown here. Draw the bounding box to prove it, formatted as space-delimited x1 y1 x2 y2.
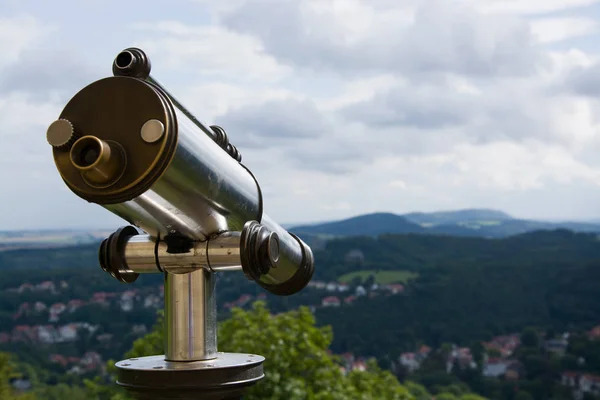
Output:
115 352 265 400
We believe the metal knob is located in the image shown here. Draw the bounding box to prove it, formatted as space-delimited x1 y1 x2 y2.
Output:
47 119 78 150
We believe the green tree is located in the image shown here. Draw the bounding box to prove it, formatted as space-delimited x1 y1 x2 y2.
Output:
89 302 415 400
437 393 458 400
520 328 540 348
404 381 430 400
33 383 95 400
0 352 35 400
514 391 534 400
459 395 487 400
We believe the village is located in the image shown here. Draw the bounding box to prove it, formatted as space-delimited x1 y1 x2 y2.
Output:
2 277 600 399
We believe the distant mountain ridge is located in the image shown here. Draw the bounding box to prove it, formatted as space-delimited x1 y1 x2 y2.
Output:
290 209 600 239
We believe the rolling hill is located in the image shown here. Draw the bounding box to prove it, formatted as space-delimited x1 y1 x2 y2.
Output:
290 209 600 239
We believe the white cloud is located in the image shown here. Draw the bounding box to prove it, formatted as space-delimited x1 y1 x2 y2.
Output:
220 0 543 77
463 0 600 15
132 21 292 82
0 15 48 68
179 82 298 122
530 17 599 43
3 0 600 229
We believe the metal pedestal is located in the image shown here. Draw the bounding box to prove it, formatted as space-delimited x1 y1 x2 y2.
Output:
114 270 265 399
116 353 265 400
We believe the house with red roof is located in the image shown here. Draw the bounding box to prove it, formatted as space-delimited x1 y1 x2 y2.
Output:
35 281 56 293
383 283 405 294
322 296 341 307
589 326 600 340
18 283 33 293
67 299 85 313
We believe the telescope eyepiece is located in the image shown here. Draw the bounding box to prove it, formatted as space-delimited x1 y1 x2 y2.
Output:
69 136 126 188
112 47 151 79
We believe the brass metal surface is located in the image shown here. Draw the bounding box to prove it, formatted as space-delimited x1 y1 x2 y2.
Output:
51 76 177 204
70 136 126 187
47 119 78 149
140 119 165 143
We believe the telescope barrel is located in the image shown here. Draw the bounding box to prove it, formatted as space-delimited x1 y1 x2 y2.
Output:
47 48 313 295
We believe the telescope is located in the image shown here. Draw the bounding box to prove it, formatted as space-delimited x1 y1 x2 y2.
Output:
45 47 314 399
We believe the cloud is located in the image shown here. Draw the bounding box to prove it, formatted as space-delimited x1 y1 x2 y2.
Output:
463 0 600 15
220 0 544 77
178 82 297 122
3 0 600 230
340 79 475 129
563 62 600 97
530 17 599 43
215 98 330 148
0 15 49 69
0 48 101 100
132 21 291 82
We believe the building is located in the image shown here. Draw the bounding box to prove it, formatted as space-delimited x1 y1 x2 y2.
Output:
562 371 578 387
326 282 338 292
18 283 33 293
96 333 113 343
12 326 34 342
322 296 341 307
355 286 367 296
483 358 512 377
383 284 405 294
144 294 161 308
344 249 365 264
337 283 350 292
399 353 420 372
314 281 326 290
132 325 148 335
545 338 569 356
120 290 137 312
505 362 525 380
36 325 56 344
0 332 10 343
58 324 78 342
36 281 56 293
351 361 367 371
236 294 253 307
67 299 85 313
589 326 600 341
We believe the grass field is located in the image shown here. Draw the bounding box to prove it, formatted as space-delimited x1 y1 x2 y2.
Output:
338 270 419 284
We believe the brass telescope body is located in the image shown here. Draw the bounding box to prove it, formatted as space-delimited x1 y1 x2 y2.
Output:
46 48 314 399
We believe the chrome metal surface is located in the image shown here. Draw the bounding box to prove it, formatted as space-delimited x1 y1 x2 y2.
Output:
207 232 242 271
105 106 259 241
258 214 305 285
140 119 164 143
116 352 264 371
115 352 264 400
165 270 217 361
121 233 242 274
123 235 158 273
156 241 208 274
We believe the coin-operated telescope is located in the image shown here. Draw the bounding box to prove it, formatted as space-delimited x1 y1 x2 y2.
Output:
46 48 314 400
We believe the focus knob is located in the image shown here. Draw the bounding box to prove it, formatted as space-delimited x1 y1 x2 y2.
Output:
47 119 78 150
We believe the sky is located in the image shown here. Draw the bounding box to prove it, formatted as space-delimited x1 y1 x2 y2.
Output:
2 0 600 230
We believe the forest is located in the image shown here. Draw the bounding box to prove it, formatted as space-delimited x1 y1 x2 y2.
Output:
1 228 600 399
